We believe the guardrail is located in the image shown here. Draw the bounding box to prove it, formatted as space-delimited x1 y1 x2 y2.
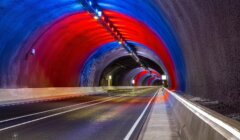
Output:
163 88 240 140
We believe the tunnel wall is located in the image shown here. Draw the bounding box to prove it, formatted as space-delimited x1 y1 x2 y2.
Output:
0 0 239 107
156 0 240 105
0 0 186 90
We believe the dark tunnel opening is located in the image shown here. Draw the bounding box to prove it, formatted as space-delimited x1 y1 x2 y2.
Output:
152 80 162 86
99 55 164 86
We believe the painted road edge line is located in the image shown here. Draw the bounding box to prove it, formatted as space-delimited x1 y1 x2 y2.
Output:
0 97 112 124
124 89 159 140
0 96 121 132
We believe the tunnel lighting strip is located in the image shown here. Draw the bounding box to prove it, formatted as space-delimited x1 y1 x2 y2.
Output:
165 88 240 139
79 0 150 71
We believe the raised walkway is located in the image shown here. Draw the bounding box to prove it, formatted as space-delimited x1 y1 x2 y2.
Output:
139 89 180 140
139 88 240 140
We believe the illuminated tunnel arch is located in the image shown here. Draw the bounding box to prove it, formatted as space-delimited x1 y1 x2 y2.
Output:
22 12 115 87
0 0 186 91
104 10 177 87
1 0 239 112
0 0 85 87
99 0 186 89
20 11 180 88
80 42 122 86
81 41 165 86
150 78 162 86
134 70 149 86
121 67 162 86
134 69 161 86
122 67 147 86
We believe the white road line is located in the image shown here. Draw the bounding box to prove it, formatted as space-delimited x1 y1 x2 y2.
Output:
165 88 240 139
0 97 112 124
124 89 159 140
0 96 122 132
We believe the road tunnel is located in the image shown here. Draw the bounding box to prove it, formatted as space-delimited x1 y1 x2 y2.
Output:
0 0 239 115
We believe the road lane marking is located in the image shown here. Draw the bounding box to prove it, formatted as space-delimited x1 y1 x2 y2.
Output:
124 89 159 140
0 97 123 132
0 89 156 132
0 97 112 124
0 96 120 131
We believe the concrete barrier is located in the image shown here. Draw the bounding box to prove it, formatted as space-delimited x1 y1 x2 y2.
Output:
0 86 154 105
163 88 240 140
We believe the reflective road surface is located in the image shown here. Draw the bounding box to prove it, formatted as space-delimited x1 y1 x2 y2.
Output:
0 88 159 140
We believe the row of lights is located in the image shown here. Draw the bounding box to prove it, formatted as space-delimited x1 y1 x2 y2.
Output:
81 0 162 79
85 1 124 45
80 0 148 68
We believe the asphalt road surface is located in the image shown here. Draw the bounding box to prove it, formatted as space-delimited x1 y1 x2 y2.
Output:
0 87 159 140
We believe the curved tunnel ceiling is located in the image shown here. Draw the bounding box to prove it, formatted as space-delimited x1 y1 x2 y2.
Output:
1 0 239 108
0 0 186 90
